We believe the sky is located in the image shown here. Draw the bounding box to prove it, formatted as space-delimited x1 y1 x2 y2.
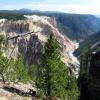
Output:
0 0 100 14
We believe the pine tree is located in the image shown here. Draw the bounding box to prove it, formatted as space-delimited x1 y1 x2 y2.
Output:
28 64 36 81
37 34 68 99
66 77 79 100
14 55 30 83
0 35 8 83
0 55 8 83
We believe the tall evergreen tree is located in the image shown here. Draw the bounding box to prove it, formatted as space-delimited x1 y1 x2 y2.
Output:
14 55 30 83
28 64 36 81
0 35 8 83
37 34 68 99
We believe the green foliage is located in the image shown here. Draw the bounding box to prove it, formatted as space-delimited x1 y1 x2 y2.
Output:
75 31 100 56
0 13 25 20
36 34 79 99
5 59 16 82
14 55 30 83
28 64 36 81
0 35 5 53
0 35 5 45
0 56 8 82
66 78 80 100
0 35 30 83
0 56 7 73
37 34 68 99
0 35 8 82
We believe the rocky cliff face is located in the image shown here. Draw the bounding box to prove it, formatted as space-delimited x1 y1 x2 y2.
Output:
0 15 79 76
88 51 100 100
79 51 100 100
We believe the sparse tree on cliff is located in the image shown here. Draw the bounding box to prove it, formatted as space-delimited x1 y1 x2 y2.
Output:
0 35 8 83
14 55 30 83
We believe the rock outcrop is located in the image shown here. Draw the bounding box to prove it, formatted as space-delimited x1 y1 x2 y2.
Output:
88 51 100 100
0 15 79 76
79 51 100 100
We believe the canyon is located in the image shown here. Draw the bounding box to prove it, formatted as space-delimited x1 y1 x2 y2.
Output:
0 15 79 77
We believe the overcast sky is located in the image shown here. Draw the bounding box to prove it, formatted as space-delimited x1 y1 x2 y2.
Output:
0 0 100 14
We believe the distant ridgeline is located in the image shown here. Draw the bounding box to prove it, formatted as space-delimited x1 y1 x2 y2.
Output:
79 50 100 100
0 10 100 41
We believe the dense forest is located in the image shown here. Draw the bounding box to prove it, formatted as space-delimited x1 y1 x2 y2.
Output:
0 13 25 20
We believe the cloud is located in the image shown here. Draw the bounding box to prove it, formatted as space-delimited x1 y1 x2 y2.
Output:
0 0 100 14
26 3 100 14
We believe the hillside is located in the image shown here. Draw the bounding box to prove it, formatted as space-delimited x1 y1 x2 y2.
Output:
55 14 100 41
39 13 100 41
74 31 100 56
0 10 100 41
